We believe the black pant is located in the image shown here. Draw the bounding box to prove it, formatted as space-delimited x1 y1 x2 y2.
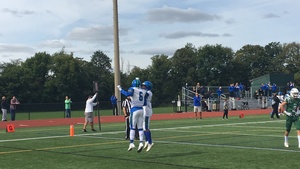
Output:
223 110 228 119
112 104 118 116
125 118 138 139
271 106 279 118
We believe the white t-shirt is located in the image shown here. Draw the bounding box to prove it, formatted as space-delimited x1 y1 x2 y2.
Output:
85 93 97 113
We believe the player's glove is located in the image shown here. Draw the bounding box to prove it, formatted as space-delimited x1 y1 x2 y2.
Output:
284 111 292 116
117 85 122 91
295 110 300 116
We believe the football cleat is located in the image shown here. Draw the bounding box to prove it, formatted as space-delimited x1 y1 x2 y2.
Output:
127 143 135 151
146 143 154 152
284 142 289 148
143 142 149 149
137 143 143 153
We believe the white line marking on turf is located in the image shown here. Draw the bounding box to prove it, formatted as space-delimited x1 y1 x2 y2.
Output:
0 120 284 143
156 140 300 153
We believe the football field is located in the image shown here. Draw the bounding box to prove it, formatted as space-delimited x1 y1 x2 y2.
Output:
0 114 299 169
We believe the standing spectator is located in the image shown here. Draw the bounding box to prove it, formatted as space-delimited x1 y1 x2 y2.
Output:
193 93 202 119
117 77 147 152
263 83 268 97
270 93 280 119
222 98 229 120
110 94 118 116
82 93 98 132
122 96 139 140
200 85 205 96
272 83 277 95
268 82 272 97
285 82 290 95
289 82 294 90
234 82 240 99
195 82 201 94
65 96 72 118
228 83 236 110
279 88 300 148
10 96 20 121
217 87 223 98
245 84 250 98
239 83 244 98
1 96 9 121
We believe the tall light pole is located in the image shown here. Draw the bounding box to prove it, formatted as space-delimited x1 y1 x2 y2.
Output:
113 0 121 111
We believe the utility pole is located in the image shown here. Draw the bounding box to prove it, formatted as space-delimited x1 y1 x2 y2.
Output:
113 0 121 110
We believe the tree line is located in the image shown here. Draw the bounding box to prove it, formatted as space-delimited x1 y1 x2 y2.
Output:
0 42 299 104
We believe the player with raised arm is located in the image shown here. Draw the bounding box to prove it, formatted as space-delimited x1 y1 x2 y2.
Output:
142 81 154 152
117 77 148 152
279 88 300 148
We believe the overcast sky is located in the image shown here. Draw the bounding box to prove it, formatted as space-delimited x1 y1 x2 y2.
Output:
0 0 299 69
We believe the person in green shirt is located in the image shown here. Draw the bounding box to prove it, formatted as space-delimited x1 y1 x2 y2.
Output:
65 96 72 118
280 88 300 148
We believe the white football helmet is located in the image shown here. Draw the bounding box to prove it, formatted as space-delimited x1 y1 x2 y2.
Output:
290 88 299 98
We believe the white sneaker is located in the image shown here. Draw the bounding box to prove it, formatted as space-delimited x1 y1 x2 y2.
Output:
284 142 289 148
146 143 154 152
137 143 143 153
143 142 149 149
127 143 135 151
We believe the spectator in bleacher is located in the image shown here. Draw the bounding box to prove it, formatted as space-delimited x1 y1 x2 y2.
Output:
245 84 250 98
272 83 277 94
217 87 223 98
289 82 294 90
239 83 244 98
228 83 234 98
195 82 201 94
268 82 272 97
258 87 264 97
285 82 290 95
234 83 240 99
200 85 205 96
264 83 269 96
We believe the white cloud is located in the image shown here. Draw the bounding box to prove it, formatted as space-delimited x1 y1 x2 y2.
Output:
0 0 299 68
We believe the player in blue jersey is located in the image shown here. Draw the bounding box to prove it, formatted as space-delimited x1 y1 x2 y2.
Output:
117 77 148 152
142 81 154 152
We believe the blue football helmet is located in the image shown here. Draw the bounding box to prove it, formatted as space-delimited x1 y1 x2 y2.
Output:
142 81 153 90
131 77 141 87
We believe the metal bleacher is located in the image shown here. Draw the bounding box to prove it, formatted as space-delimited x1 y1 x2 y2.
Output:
180 86 271 112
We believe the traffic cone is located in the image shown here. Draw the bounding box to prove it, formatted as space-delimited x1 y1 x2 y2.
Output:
6 124 15 133
70 125 74 136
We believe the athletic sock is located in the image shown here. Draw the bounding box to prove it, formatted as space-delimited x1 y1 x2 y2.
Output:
285 136 288 143
144 131 149 142
148 131 152 144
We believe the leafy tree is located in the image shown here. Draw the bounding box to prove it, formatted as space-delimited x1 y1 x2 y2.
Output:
196 44 235 86
89 50 113 101
147 54 173 101
22 52 52 102
235 44 267 79
44 51 86 102
0 59 28 101
170 43 197 89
